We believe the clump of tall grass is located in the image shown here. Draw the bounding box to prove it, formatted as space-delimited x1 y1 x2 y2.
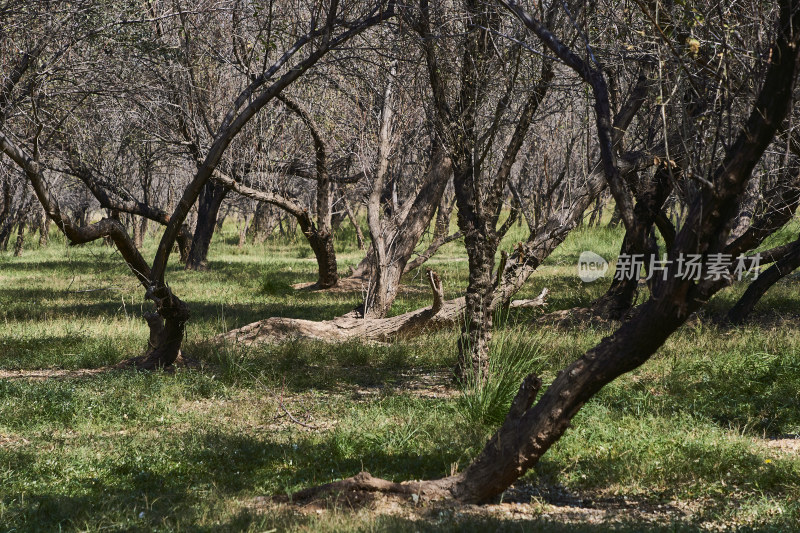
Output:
457 325 546 428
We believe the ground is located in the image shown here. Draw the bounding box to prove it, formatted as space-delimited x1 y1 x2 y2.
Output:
0 220 798 531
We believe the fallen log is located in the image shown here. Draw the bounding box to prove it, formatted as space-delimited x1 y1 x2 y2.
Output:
218 271 548 346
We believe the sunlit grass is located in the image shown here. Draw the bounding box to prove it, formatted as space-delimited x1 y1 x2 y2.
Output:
0 220 798 531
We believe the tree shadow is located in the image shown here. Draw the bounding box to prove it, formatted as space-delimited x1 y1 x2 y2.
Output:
0 428 452 530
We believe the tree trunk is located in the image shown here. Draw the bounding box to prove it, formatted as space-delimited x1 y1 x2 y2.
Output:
453 190 498 382
238 213 252 248
38 212 49 247
362 149 453 317
249 202 278 244
305 228 338 288
13 220 25 256
120 286 191 370
0 223 12 250
132 214 147 248
185 180 228 271
590 165 673 319
726 237 800 324
220 273 548 345
342 196 365 250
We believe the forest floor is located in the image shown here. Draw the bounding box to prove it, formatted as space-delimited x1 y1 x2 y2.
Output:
1 220 798 531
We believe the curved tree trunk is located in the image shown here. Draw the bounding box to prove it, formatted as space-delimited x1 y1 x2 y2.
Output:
726 237 800 324
306 227 338 288
121 288 190 369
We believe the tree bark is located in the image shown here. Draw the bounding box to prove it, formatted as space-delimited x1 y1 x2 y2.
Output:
590 165 673 319
362 60 398 318
38 210 49 247
13 219 26 256
219 274 547 345
186 180 228 271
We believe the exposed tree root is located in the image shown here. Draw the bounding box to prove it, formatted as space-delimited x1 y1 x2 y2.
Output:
220 272 548 346
508 288 550 308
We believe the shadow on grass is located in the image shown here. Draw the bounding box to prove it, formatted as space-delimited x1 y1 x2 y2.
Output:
1 429 459 530
7 426 793 532
0 292 357 329
0 259 128 276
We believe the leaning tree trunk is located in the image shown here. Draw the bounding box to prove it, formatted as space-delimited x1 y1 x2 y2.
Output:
287 292 690 505
186 180 228 271
449 295 687 502
726 237 800 324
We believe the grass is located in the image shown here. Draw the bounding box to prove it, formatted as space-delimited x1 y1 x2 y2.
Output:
0 219 799 531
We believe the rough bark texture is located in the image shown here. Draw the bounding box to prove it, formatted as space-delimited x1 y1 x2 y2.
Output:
38 212 49 247
590 165 673 319
118 289 190 370
186 180 228 271
449 37 553 382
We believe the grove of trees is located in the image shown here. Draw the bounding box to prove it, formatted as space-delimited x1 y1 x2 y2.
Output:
3 0 800 506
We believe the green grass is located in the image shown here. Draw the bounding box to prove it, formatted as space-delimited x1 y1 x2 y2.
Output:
0 220 798 531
